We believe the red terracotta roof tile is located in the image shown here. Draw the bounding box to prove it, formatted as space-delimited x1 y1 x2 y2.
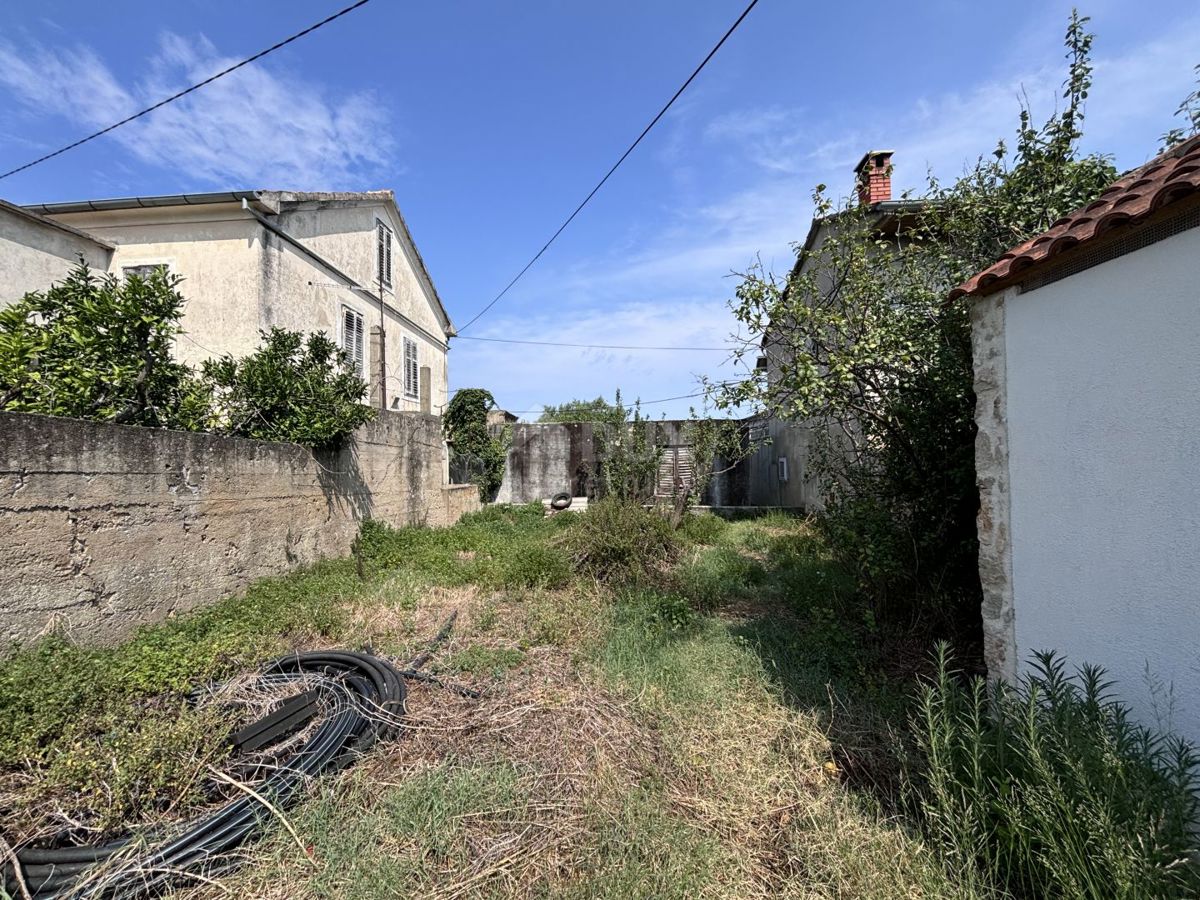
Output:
950 134 1200 300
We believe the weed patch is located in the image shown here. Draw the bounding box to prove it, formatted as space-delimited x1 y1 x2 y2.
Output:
678 512 729 545
445 645 527 678
559 499 679 583
913 646 1200 898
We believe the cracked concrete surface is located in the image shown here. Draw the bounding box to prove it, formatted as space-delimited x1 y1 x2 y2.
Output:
0 410 480 648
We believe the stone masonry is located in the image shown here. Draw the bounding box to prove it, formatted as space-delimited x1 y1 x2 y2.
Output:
971 286 1017 681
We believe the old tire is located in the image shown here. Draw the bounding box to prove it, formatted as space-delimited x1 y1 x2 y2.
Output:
550 492 573 510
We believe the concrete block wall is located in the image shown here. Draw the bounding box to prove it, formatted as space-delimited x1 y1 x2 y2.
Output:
0 410 480 648
494 419 815 509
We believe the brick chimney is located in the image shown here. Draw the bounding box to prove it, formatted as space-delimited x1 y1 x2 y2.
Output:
855 150 894 206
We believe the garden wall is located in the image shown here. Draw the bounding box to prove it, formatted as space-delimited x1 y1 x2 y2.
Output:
494 419 816 510
0 410 480 648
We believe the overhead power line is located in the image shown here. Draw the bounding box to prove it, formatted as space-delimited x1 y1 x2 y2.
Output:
0 0 372 181
457 0 761 333
454 335 727 352
495 388 736 414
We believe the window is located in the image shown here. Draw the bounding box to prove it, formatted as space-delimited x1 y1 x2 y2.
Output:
376 220 393 288
403 337 418 399
123 263 167 280
342 307 365 378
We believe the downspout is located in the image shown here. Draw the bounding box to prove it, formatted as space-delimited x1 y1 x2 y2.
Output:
238 198 447 353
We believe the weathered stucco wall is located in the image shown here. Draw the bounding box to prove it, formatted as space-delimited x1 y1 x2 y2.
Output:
0 201 112 305
495 423 596 504
45 200 450 416
738 418 821 510
494 420 811 509
989 224 1200 744
0 410 479 648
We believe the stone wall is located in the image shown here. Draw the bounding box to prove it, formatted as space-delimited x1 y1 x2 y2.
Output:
970 287 1016 682
0 410 480 648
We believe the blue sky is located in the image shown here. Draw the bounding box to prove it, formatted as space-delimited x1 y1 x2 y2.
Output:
1 1 1197 418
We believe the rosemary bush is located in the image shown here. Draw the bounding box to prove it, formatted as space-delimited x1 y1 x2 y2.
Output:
912 645 1200 899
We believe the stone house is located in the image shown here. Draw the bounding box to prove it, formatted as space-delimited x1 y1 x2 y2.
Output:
752 150 925 510
951 135 1200 743
3 190 454 414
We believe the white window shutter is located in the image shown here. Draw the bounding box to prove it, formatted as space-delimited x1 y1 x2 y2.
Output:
342 307 364 378
377 220 393 287
403 337 418 398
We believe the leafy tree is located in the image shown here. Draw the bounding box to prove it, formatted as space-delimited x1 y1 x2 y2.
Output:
1161 63 1200 151
444 388 508 500
0 262 375 449
713 12 1116 620
0 263 206 429
538 394 627 426
593 399 665 503
201 327 374 449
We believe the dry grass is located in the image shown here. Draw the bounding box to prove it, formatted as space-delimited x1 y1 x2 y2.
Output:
6 512 970 899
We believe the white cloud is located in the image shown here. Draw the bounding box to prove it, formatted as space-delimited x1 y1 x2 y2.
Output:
0 32 390 187
456 15 1200 418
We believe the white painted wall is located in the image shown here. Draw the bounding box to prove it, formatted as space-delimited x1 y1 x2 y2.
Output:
0 203 111 304
1004 225 1200 742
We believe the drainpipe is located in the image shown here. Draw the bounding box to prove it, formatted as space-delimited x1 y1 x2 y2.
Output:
243 198 388 409
375 276 387 412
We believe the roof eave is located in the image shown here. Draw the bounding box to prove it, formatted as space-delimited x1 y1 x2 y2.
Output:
0 197 115 250
24 190 276 216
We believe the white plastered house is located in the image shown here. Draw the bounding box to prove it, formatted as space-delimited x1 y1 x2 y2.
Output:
952 135 1200 743
3 190 454 415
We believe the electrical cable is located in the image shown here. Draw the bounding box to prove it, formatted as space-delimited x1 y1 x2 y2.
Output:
2 615 469 899
494 386 741 415
0 0 373 182
457 0 761 332
454 335 727 351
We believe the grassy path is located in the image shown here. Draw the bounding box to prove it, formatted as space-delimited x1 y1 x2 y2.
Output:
1 507 965 899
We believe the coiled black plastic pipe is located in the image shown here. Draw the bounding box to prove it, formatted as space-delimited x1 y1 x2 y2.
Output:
3 649 412 899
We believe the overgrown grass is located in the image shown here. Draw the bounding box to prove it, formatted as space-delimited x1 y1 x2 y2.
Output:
557 498 679 583
3 501 1195 899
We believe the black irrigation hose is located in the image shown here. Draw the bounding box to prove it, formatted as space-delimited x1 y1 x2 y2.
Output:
3 632 468 900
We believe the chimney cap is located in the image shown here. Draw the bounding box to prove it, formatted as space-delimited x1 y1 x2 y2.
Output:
854 149 895 174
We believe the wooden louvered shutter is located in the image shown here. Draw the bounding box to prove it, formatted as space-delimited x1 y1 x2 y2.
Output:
377 220 393 287
403 337 418 398
342 307 364 377
655 446 695 497
675 446 695 494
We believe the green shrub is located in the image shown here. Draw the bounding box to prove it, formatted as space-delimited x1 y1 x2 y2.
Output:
615 589 697 637
559 500 679 583
0 265 373 448
202 326 374 449
444 389 509 501
0 263 206 429
912 646 1200 898
498 541 572 589
678 513 728 545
